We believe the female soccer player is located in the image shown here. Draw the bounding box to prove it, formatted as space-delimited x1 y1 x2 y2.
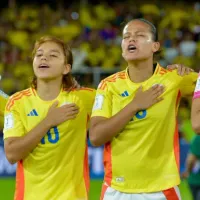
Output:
3 36 96 200
90 18 198 200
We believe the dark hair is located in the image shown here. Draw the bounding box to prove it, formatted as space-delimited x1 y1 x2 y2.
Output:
31 36 74 90
123 18 158 42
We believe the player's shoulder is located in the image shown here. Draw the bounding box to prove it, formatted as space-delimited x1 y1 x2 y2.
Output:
157 64 198 82
6 88 33 111
69 87 96 101
9 88 33 100
103 70 126 82
156 64 183 84
156 65 172 76
98 70 126 90
70 87 95 93
65 87 96 96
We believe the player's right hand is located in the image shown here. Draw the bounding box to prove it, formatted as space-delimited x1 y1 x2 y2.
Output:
45 101 79 127
131 84 164 111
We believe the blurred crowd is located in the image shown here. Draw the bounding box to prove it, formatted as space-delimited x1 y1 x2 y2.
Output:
0 0 199 93
0 0 199 140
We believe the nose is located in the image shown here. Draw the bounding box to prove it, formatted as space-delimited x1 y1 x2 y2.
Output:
41 55 47 61
129 35 136 42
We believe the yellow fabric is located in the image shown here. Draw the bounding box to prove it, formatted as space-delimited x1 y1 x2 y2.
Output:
179 72 198 96
4 87 96 200
92 64 197 193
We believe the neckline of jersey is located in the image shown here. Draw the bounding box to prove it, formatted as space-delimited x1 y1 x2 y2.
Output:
31 87 63 104
125 63 160 86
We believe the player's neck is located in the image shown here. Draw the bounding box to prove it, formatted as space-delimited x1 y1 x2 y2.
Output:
36 79 62 101
127 60 155 83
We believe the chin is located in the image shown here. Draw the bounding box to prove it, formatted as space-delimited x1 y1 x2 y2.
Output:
37 75 54 81
125 55 148 62
126 56 140 61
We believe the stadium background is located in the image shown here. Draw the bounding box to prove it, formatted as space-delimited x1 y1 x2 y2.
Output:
0 0 199 199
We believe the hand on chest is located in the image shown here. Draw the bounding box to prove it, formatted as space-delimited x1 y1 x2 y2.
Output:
111 81 179 122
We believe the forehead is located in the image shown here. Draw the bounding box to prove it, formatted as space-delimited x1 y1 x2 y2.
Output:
37 41 62 52
123 20 151 34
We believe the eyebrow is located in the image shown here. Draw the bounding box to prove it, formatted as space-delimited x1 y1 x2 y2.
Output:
50 49 61 54
123 31 146 35
37 49 61 54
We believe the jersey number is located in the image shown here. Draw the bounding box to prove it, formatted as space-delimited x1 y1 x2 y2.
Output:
130 110 147 121
41 126 59 144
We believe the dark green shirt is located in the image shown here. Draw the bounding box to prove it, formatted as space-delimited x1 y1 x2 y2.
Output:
188 135 200 185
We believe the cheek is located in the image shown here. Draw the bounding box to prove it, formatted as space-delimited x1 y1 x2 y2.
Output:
140 41 153 52
140 39 151 45
32 58 37 68
121 42 126 53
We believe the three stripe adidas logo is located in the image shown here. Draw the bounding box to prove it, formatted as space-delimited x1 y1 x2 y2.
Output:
121 91 129 97
27 109 38 116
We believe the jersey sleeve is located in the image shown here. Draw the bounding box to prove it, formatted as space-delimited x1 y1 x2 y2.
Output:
91 81 112 118
0 90 9 129
190 136 200 158
179 72 198 97
3 97 25 140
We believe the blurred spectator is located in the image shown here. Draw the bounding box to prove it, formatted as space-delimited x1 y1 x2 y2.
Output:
179 32 197 57
164 39 179 64
0 0 198 99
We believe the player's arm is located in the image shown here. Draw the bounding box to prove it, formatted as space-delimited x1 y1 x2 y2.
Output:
89 84 164 147
4 101 79 164
191 73 200 133
0 90 9 130
192 99 200 134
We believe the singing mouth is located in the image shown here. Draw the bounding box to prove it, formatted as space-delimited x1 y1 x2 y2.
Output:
128 44 137 52
39 64 50 68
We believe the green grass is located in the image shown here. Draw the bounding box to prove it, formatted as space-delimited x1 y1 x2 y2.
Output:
0 178 193 200
0 178 15 200
89 180 102 199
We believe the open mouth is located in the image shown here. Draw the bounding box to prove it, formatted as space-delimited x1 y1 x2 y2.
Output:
128 45 137 52
39 64 49 68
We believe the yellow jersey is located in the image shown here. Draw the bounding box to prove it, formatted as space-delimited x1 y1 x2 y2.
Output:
4 87 95 200
0 90 8 129
92 64 197 193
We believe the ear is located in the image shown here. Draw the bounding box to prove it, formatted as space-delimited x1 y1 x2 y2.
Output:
152 42 160 53
63 64 71 75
